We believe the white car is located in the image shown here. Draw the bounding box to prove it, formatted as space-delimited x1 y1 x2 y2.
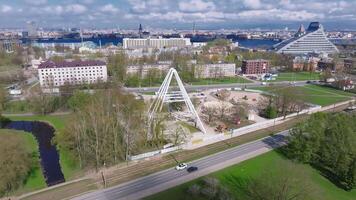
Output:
175 163 188 170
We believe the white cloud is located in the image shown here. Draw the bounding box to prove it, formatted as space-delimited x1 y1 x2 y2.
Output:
100 4 119 13
179 0 216 12
1 5 12 13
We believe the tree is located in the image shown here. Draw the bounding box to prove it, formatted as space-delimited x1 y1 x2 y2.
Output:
0 131 34 197
201 105 218 124
0 87 7 115
169 125 188 145
29 88 61 115
265 105 278 119
258 86 306 119
283 112 356 190
56 89 147 170
67 90 92 112
108 53 127 83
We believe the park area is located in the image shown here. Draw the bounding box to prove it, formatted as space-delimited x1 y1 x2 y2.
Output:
144 151 356 200
254 84 355 106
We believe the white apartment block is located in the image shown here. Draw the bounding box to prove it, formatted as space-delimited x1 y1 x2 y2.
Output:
38 60 107 88
123 37 191 49
127 64 170 78
195 63 236 78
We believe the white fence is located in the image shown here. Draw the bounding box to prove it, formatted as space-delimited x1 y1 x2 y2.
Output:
129 146 182 161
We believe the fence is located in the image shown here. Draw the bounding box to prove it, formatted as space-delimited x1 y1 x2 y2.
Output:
129 146 182 161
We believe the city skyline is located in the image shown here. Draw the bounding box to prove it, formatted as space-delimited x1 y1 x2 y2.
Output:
0 0 356 30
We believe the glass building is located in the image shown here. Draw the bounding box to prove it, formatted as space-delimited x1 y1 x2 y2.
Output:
274 22 339 55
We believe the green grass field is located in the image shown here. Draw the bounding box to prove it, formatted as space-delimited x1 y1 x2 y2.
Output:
267 72 321 82
145 151 356 200
7 114 81 181
0 129 46 194
190 76 252 85
252 84 354 106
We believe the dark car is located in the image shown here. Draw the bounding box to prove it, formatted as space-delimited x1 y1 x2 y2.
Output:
187 166 198 173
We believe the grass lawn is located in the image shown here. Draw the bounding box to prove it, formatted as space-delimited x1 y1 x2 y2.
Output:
190 76 252 85
178 121 200 133
145 151 356 200
252 84 354 106
267 72 321 82
7 114 82 181
0 129 46 194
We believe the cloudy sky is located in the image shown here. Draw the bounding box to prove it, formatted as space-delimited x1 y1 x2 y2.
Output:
0 0 355 29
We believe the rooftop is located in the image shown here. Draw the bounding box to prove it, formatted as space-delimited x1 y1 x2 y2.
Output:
38 60 106 69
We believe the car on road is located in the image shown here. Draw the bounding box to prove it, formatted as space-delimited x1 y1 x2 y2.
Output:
187 166 198 173
261 82 267 85
175 163 188 170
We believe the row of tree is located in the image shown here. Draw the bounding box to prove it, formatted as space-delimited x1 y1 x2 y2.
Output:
56 89 148 170
284 112 356 190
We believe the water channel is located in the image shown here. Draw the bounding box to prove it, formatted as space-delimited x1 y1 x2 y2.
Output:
3 121 65 186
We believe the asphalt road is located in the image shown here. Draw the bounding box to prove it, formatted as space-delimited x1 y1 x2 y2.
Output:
72 130 289 200
124 81 308 93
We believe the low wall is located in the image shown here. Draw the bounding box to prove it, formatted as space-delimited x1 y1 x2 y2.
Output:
129 146 182 161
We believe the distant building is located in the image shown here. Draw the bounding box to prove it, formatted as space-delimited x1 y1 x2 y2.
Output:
38 60 107 88
344 58 355 73
27 21 38 38
293 56 320 71
123 37 191 49
241 59 270 74
274 22 339 55
0 39 22 52
317 58 335 71
195 63 236 78
126 64 170 78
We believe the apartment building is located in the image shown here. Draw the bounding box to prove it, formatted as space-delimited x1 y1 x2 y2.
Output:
241 59 270 74
195 63 236 78
123 37 191 49
126 64 170 78
38 60 107 87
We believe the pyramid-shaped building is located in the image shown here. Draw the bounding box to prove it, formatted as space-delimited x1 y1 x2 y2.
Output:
274 22 339 55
